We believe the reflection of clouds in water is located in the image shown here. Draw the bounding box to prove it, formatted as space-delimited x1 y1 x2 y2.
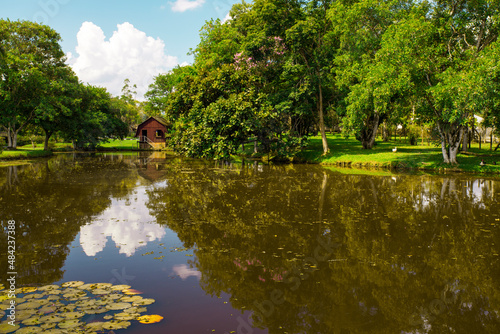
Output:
172 264 201 280
80 187 166 257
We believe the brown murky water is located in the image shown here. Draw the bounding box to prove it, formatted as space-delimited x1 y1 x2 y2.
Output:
0 152 499 333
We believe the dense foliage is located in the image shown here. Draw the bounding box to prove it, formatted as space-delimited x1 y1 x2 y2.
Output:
0 20 132 150
147 0 500 163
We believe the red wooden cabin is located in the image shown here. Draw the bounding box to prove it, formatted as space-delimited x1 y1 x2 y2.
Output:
135 116 169 150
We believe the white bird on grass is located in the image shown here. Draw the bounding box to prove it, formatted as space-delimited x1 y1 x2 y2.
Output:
392 147 397 152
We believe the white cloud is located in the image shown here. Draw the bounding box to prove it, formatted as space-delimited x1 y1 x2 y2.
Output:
172 264 201 280
170 0 205 12
222 12 232 23
68 22 178 100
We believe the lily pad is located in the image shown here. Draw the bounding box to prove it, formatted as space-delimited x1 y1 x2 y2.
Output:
91 289 111 295
63 291 86 299
1 281 159 332
122 288 142 295
37 285 59 291
21 318 40 326
0 322 20 333
106 302 132 310
40 322 57 330
16 310 37 321
76 283 96 290
24 293 44 300
133 298 155 306
57 319 81 329
61 311 85 319
17 302 42 310
121 295 143 303
85 322 105 331
101 320 131 330
61 281 84 288
137 314 164 324
107 293 123 300
114 312 141 321
38 329 64 334
15 326 43 333
124 306 147 314
39 315 64 323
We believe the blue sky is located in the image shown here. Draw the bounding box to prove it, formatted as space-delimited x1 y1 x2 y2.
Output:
0 0 242 99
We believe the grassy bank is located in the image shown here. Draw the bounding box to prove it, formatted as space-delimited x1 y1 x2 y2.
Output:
3 135 500 175
97 139 139 150
296 134 500 174
0 148 53 167
0 148 53 159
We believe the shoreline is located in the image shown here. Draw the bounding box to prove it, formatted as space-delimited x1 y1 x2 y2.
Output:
2 134 500 175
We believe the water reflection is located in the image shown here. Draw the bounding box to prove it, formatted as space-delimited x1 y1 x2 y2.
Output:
172 264 202 280
146 163 500 333
79 189 166 257
0 155 140 285
0 154 499 333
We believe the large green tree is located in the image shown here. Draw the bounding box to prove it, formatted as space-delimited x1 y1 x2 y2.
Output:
0 20 68 148
145 65 196 116
286 0 337 154
58 85 129 150
373 0 500 163
329 0 411 149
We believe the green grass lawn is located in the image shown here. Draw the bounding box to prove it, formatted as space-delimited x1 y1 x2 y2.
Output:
97 139 139 150
295 134 500 174
0 148 53 159
17 142 74 151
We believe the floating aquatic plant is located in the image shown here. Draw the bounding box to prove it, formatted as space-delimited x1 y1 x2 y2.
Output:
0 281 163 333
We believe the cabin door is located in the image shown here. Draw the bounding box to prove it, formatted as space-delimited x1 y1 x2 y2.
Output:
141 130 147 141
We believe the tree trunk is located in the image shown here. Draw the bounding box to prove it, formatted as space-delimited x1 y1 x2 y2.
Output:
382 121 389 142
6 126 12 148
448 133 462 164
440 137 450 164
462 126 468 152
43 130 52 151
317 78 329 155
361 113 380 149
9 131 17 149
437 121 463 164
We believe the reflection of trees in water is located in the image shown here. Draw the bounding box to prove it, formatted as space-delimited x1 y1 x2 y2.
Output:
0 154 139 285
146 165 500 333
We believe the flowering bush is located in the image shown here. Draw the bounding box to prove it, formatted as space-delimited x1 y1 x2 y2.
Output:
233 36 287 71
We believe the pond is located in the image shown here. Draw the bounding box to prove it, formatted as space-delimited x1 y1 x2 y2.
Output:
0 152 499 333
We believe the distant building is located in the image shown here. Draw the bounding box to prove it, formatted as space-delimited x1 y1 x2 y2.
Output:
135 116 169 150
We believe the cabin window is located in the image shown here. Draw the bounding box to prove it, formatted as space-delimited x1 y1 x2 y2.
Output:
155 130 163 138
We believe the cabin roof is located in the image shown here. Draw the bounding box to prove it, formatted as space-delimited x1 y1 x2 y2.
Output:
150 116 169 127
137 116 169 129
